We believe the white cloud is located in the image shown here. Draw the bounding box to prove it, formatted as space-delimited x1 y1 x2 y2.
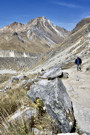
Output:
55 2 82 8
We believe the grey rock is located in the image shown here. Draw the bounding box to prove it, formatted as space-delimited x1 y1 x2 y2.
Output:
40 67 63 79
86 66 90 71
32 128 52 135
21 79 34 90
18 35 24 43
8 75 28 85
27 78 74 133
63 72 69 78
1 75 28 92
21 77 40 90
8 107 36 122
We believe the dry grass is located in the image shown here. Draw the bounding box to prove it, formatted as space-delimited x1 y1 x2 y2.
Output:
0 74 12 90
0 87 35 122
0 117 34 135
0 84 58 135
0 33 50 53
0 111 56 135
0 86 36 135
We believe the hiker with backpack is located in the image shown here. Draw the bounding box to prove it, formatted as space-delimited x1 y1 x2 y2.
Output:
75 57 82 71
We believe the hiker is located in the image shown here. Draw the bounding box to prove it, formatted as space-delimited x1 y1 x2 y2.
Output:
75 57 82 71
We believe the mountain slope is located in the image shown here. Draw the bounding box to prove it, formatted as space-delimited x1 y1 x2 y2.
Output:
26 16 69 46
72 17 90 34
0 16 69 54
0 22 24 33
28 19 90 73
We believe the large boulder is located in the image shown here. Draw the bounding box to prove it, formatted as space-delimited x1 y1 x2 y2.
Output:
40 67 69 79
27 78 74 133
40 67 63 79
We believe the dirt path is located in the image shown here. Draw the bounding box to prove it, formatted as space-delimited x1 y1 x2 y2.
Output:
62 65 90 133
62 66 90 108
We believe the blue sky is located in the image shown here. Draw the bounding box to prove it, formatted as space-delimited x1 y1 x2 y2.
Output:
0 0 90 30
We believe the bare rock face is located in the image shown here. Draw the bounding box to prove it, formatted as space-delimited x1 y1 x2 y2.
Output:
27 77 75 133
26 16 69 46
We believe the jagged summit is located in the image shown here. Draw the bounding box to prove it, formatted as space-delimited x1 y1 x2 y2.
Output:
0 16 69 53
8 22 23 27
25 16 69 46
0 21 24 33
27 16 48 24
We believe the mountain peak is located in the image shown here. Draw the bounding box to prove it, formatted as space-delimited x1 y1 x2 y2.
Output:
27 16 47 25
0 22 24 33
8 22 24 28
72 17 90 33
39 16 46 19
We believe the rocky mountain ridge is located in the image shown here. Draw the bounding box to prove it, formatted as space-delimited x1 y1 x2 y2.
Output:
0 16 69 54
72 17 90 33
0 22 24 33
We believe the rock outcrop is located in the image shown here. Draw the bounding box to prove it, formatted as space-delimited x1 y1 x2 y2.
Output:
27 75 74 133
40 67 69 79
8 106 36 122
40 67 63 79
